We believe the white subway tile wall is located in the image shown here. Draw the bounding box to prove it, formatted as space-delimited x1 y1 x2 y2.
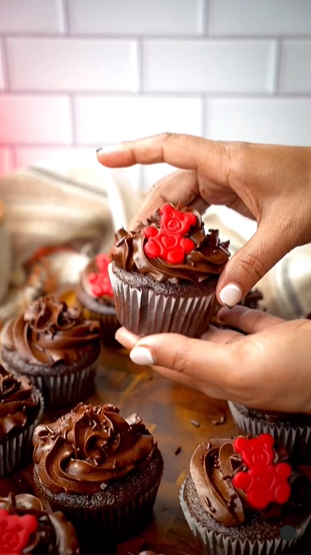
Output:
0 0 310 183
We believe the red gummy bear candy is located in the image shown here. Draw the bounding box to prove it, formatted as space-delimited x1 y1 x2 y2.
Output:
233 434 275 468
0 509 38 555
233 461 292 510
143 204 197 264
88 254 113 298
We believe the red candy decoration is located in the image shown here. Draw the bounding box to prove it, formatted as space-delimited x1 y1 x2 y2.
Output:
233 434 275 468
0 509 38 555
232 434 292 510
88 254 114 298
143 204 197 264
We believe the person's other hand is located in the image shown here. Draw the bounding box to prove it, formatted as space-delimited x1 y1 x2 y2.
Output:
115 306 311 414
97 135 311 306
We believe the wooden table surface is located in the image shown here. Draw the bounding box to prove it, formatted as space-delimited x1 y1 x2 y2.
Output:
0 290 310 554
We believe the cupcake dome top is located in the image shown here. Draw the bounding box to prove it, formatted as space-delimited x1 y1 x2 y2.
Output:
190 433 310 528
2 296 99 367
111 203 230 283
0 365 40 439
0 493 79 554
33 403 156 495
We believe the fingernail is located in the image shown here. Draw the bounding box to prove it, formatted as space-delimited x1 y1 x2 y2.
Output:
130 347 155 366
219 283 242 307
96 145 119 154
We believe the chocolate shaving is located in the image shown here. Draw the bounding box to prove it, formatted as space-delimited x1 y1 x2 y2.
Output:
174 446 181 456
212 415 226 426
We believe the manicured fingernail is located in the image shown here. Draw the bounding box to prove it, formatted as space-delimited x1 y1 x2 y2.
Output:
96 145 119 154
130 347 155 366
219 283 242 307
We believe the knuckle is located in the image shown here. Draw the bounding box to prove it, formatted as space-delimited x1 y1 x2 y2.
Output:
158 132 176 143
169 340 191 374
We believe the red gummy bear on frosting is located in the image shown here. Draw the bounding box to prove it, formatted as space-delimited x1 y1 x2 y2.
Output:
232 434 292 510
88 254 114 298
234 434 275 468
143 204 197 264
0 509 38 555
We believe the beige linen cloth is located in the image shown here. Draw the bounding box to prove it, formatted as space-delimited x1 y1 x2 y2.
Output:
0 153 310 321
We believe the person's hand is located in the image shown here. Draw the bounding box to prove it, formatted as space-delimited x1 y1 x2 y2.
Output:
115 307 311 414
97 134 311 306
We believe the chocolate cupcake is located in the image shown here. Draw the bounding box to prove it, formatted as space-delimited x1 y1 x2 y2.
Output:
228 403 311 464
0 365 43 476
109 203 230 337
1 296 100 409
33 403 163 542
76 254 120 347
180 434 311 555
0 493 80 554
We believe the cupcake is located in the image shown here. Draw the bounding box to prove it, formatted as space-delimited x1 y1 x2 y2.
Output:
109 203 230 337
0 365 43 476
228 403 311 464
76 253 120 347
1 296 100 409
33 403 163 542
0 492 80 554
180 434 311 555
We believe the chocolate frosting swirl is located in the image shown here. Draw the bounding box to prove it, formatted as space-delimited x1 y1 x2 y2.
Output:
2 296 99 367
0 366 40 438
0 493 79 554
110 204 230 283
33 403 155 495
190 438 310 527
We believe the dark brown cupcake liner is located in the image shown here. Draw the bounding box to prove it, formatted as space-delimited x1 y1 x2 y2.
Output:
49 478 161 542
31 359 98 409
81 307 121 348
228 402 311 463
109 265 216 337
179 481 311 555
0 389 44 477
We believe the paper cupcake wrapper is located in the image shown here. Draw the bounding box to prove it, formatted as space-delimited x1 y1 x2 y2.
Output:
51 478 161 542
0 389 44 477
81 307 120 347
228 402 311 463
109 265 216 337
32 359 97 409
179 481 310 555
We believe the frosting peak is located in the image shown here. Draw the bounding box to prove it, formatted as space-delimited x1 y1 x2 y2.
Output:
110 203 230 283
33 403 155 495
0 365 40 438
2 296 100 368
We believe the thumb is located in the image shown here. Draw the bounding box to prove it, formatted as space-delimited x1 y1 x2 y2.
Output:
216 219 295 306
128 333 234 385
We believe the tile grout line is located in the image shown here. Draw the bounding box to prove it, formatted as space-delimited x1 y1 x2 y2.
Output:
136 38 144 93
201 94 207 137
1 91 311 98
1 37 11 91
202 0 210 36
61 0 71 35
0 33 311 40
273 38 283 94
68 93 77 145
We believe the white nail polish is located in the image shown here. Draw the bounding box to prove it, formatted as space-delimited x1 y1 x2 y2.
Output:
219 283 242 307
130 347 155 366
96 144 119 154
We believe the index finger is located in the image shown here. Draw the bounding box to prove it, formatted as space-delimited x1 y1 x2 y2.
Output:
96 133 209 170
